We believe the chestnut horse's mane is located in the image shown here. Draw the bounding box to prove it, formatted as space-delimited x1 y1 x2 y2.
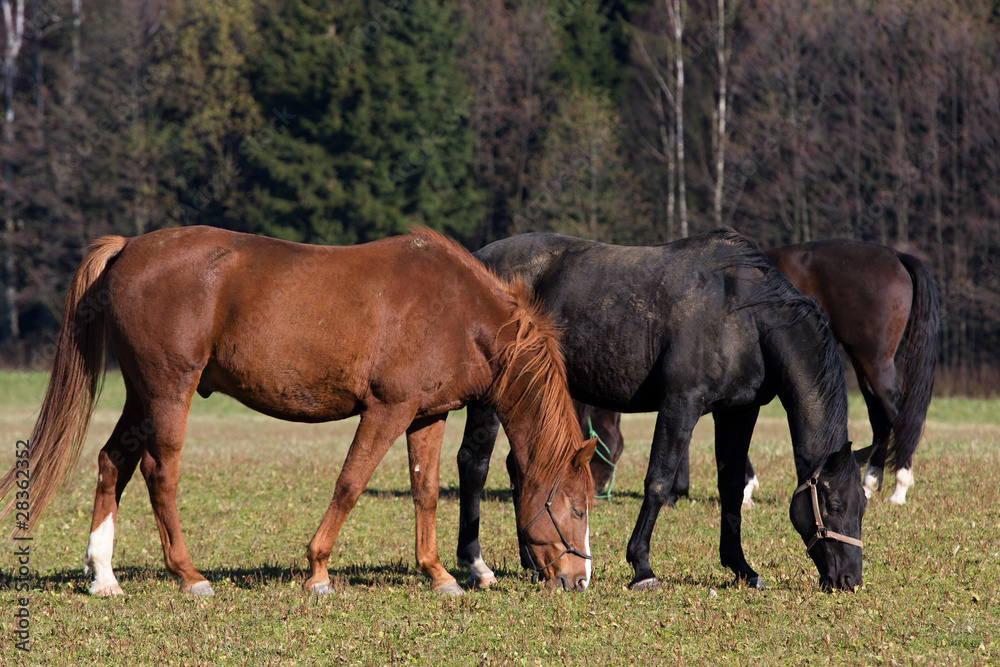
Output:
410 228 583 480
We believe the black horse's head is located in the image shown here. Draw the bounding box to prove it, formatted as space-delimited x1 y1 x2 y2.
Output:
789 441 867 591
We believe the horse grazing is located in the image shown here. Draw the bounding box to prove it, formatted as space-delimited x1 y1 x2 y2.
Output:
585 238 941 507
458 230 867 591
0 226 595 597
767 239 940 504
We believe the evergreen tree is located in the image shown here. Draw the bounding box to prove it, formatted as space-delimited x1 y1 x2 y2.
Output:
149 0 265 231
245 0 482 245
548 0 633 98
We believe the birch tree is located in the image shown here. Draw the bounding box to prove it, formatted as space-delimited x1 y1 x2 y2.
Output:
712 0 733 228
665 0 687 237
1 0 23 343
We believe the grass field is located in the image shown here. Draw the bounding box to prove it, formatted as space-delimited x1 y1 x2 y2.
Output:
0 370 998 665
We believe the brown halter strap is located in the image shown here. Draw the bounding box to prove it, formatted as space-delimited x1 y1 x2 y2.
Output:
793 470 864 552
519 476 591 577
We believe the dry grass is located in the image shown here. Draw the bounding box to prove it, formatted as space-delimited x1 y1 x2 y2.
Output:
0 371 998 665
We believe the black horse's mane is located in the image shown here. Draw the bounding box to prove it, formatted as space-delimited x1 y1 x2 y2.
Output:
713 229 850 464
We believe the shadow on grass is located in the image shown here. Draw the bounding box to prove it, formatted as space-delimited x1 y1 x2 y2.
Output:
0 558 533 594
359 486 679 504
361 485 516 503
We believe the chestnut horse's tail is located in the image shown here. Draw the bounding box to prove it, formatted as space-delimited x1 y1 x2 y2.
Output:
888 251 941 470
0 235 127 536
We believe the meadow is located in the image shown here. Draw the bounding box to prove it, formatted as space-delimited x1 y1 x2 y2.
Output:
0 370 997 665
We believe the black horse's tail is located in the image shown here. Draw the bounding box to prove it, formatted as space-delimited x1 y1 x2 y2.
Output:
887 252 941 470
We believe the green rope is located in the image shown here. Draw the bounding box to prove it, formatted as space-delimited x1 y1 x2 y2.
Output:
587 416 617 501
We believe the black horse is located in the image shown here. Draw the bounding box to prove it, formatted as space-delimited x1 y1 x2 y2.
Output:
457 229 868 591
585 239 941 507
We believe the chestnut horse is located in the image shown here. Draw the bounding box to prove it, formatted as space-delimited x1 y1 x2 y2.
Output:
585 239 940 507
458 230 867 591
0 226 595 597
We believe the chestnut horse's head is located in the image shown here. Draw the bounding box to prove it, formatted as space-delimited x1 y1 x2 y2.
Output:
507 439 596 591
489 284 597 591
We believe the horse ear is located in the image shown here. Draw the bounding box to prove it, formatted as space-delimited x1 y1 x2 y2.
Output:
852 442 877 468
828 440 854 470
575 438 598 469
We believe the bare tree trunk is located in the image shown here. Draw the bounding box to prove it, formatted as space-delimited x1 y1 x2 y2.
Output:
713 0 729 228
65 0 82 106
787 57 807 243
663 114 675 241
589 133 599 239
2 0 24 344
515 60 535 216
667 0 687 237
634 33 676 241
851 66 863 239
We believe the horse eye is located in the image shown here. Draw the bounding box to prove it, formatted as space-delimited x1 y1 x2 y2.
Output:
572 508 585 519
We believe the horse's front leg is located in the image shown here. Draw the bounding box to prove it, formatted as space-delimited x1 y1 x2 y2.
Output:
407 415 463 596
455 401 501 588
305 404 415 594
626 400 700 591
713 405 764 589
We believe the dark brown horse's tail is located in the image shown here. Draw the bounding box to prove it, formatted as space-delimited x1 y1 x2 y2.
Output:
888 251 941 470
0 235 127 536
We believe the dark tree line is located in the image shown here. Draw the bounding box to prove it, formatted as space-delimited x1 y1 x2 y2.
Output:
1 0 998 392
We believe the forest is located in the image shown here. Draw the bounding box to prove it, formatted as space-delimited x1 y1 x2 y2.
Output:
0 0 998 392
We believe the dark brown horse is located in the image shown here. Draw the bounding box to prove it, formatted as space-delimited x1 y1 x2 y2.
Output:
585 238 940 506
0 226 595 597
768 239 939 504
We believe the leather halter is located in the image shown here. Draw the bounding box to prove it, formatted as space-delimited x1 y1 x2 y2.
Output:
519 477 591 577
793 470 864 552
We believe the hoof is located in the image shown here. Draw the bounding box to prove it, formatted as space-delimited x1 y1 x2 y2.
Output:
89 582 124 597
741 499 756 510
184 580 215 596
738 575 765 589
306 581 335 595
433 581 465 597
629 577 662 592
466 572 497 589
887 495 907 506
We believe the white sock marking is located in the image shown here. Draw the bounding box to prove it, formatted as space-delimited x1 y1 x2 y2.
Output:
888 467 914 505
467 556 495 582
863 464 883 499
84 514 121 595
742 475 760 508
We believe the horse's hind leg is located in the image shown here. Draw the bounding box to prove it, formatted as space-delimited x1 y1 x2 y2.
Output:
83 392 146 596
577 404 622 501
455 401 501 588
139 393 211 595
304 404 416 594
406 415 462 595
854 358 901 500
